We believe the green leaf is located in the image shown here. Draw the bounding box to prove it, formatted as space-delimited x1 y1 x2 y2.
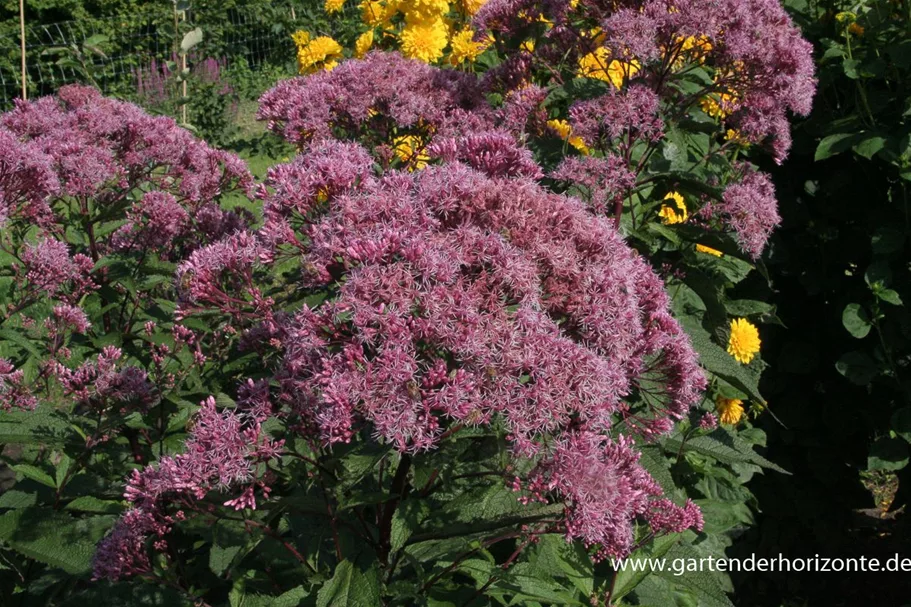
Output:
892 407 911 443
180 28 204 52
842 303 871 338
657 544 734 607
0 509 114 575
877 289 903 306
64 497 123 514
868 438 909 471
664 431 788 473
865 260 892 287
680 318 764 404
611 533 680 601
11 464 56 488
0 328 43 358
815 133 862 161
724 299 774 317
871 227 905 254
315 560 382 607
853 134 886 159
0 405 80 446
210 520 245 576
836 351 879 386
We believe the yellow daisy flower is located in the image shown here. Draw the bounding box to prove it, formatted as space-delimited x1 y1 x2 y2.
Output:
696 244 724 257
727 318 761 364
716 396 745 425
546 118 589 154
399 19 449 62
393 135 430 170
325 0 346 13
449 28 489 65
658 191 688 224
355 30 375 57
577 47 639 89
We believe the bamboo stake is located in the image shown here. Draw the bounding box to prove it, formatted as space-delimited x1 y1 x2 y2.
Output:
19 0 26 100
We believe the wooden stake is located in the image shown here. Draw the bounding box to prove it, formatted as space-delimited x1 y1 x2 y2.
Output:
19 0 27 100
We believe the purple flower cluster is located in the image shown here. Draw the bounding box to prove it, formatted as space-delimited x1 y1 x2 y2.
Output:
523 431 702 560
0 85 252 246
94 396 283 580
719 165 781 258
476 0 815 162
470 0 815 256
171 140 706 558
50 346 155 412
0 358 37 412
257 52 496 148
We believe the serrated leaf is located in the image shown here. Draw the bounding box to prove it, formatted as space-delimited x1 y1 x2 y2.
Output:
680 318 764 404
210 520 245 576
663 431 788 473
611 533 680 601
657 544 734 607
64 496 123 514
11 463 56 488
0 509 114 575
315 560 381 607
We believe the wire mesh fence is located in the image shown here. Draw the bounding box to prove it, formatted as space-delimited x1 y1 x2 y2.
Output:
0 0 352 108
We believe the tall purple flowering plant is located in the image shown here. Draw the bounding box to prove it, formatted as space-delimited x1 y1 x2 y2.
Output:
0 0 814 600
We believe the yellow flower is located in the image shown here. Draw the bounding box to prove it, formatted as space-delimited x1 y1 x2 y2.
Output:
700 91 739 119
577 48 639 89
676 35 712 64
520 39 535 53
696 244 723 257
325 0 346 13
355 30 375 57
291 30 311 47
361 0 386 25
399 19 449 63
658 191 687 224
449 28 489 65
727 318 761 364
835 10 856 22
715 396 745 425
546 118 589 154
725 129 750 146
401 0 450 21
296 36 344 74
393 135 430 170
461 0 488 15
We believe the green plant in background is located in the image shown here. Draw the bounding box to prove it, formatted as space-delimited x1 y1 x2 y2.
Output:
731 0 911 603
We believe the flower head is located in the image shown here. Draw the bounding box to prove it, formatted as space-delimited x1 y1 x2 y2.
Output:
715 396 744 425
325 0 346 12
695 244 723 257
399 19 449 63
355 30 375 58
727 318 760 364
658 191 687 224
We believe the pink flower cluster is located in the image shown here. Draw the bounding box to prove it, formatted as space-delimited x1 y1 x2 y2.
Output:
258 52 495 148
472 0 815 256
523 431 702 560
0 358 37 412
172 139 706 559
0 85 253 259
93 396 283 580
50 346 155 412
